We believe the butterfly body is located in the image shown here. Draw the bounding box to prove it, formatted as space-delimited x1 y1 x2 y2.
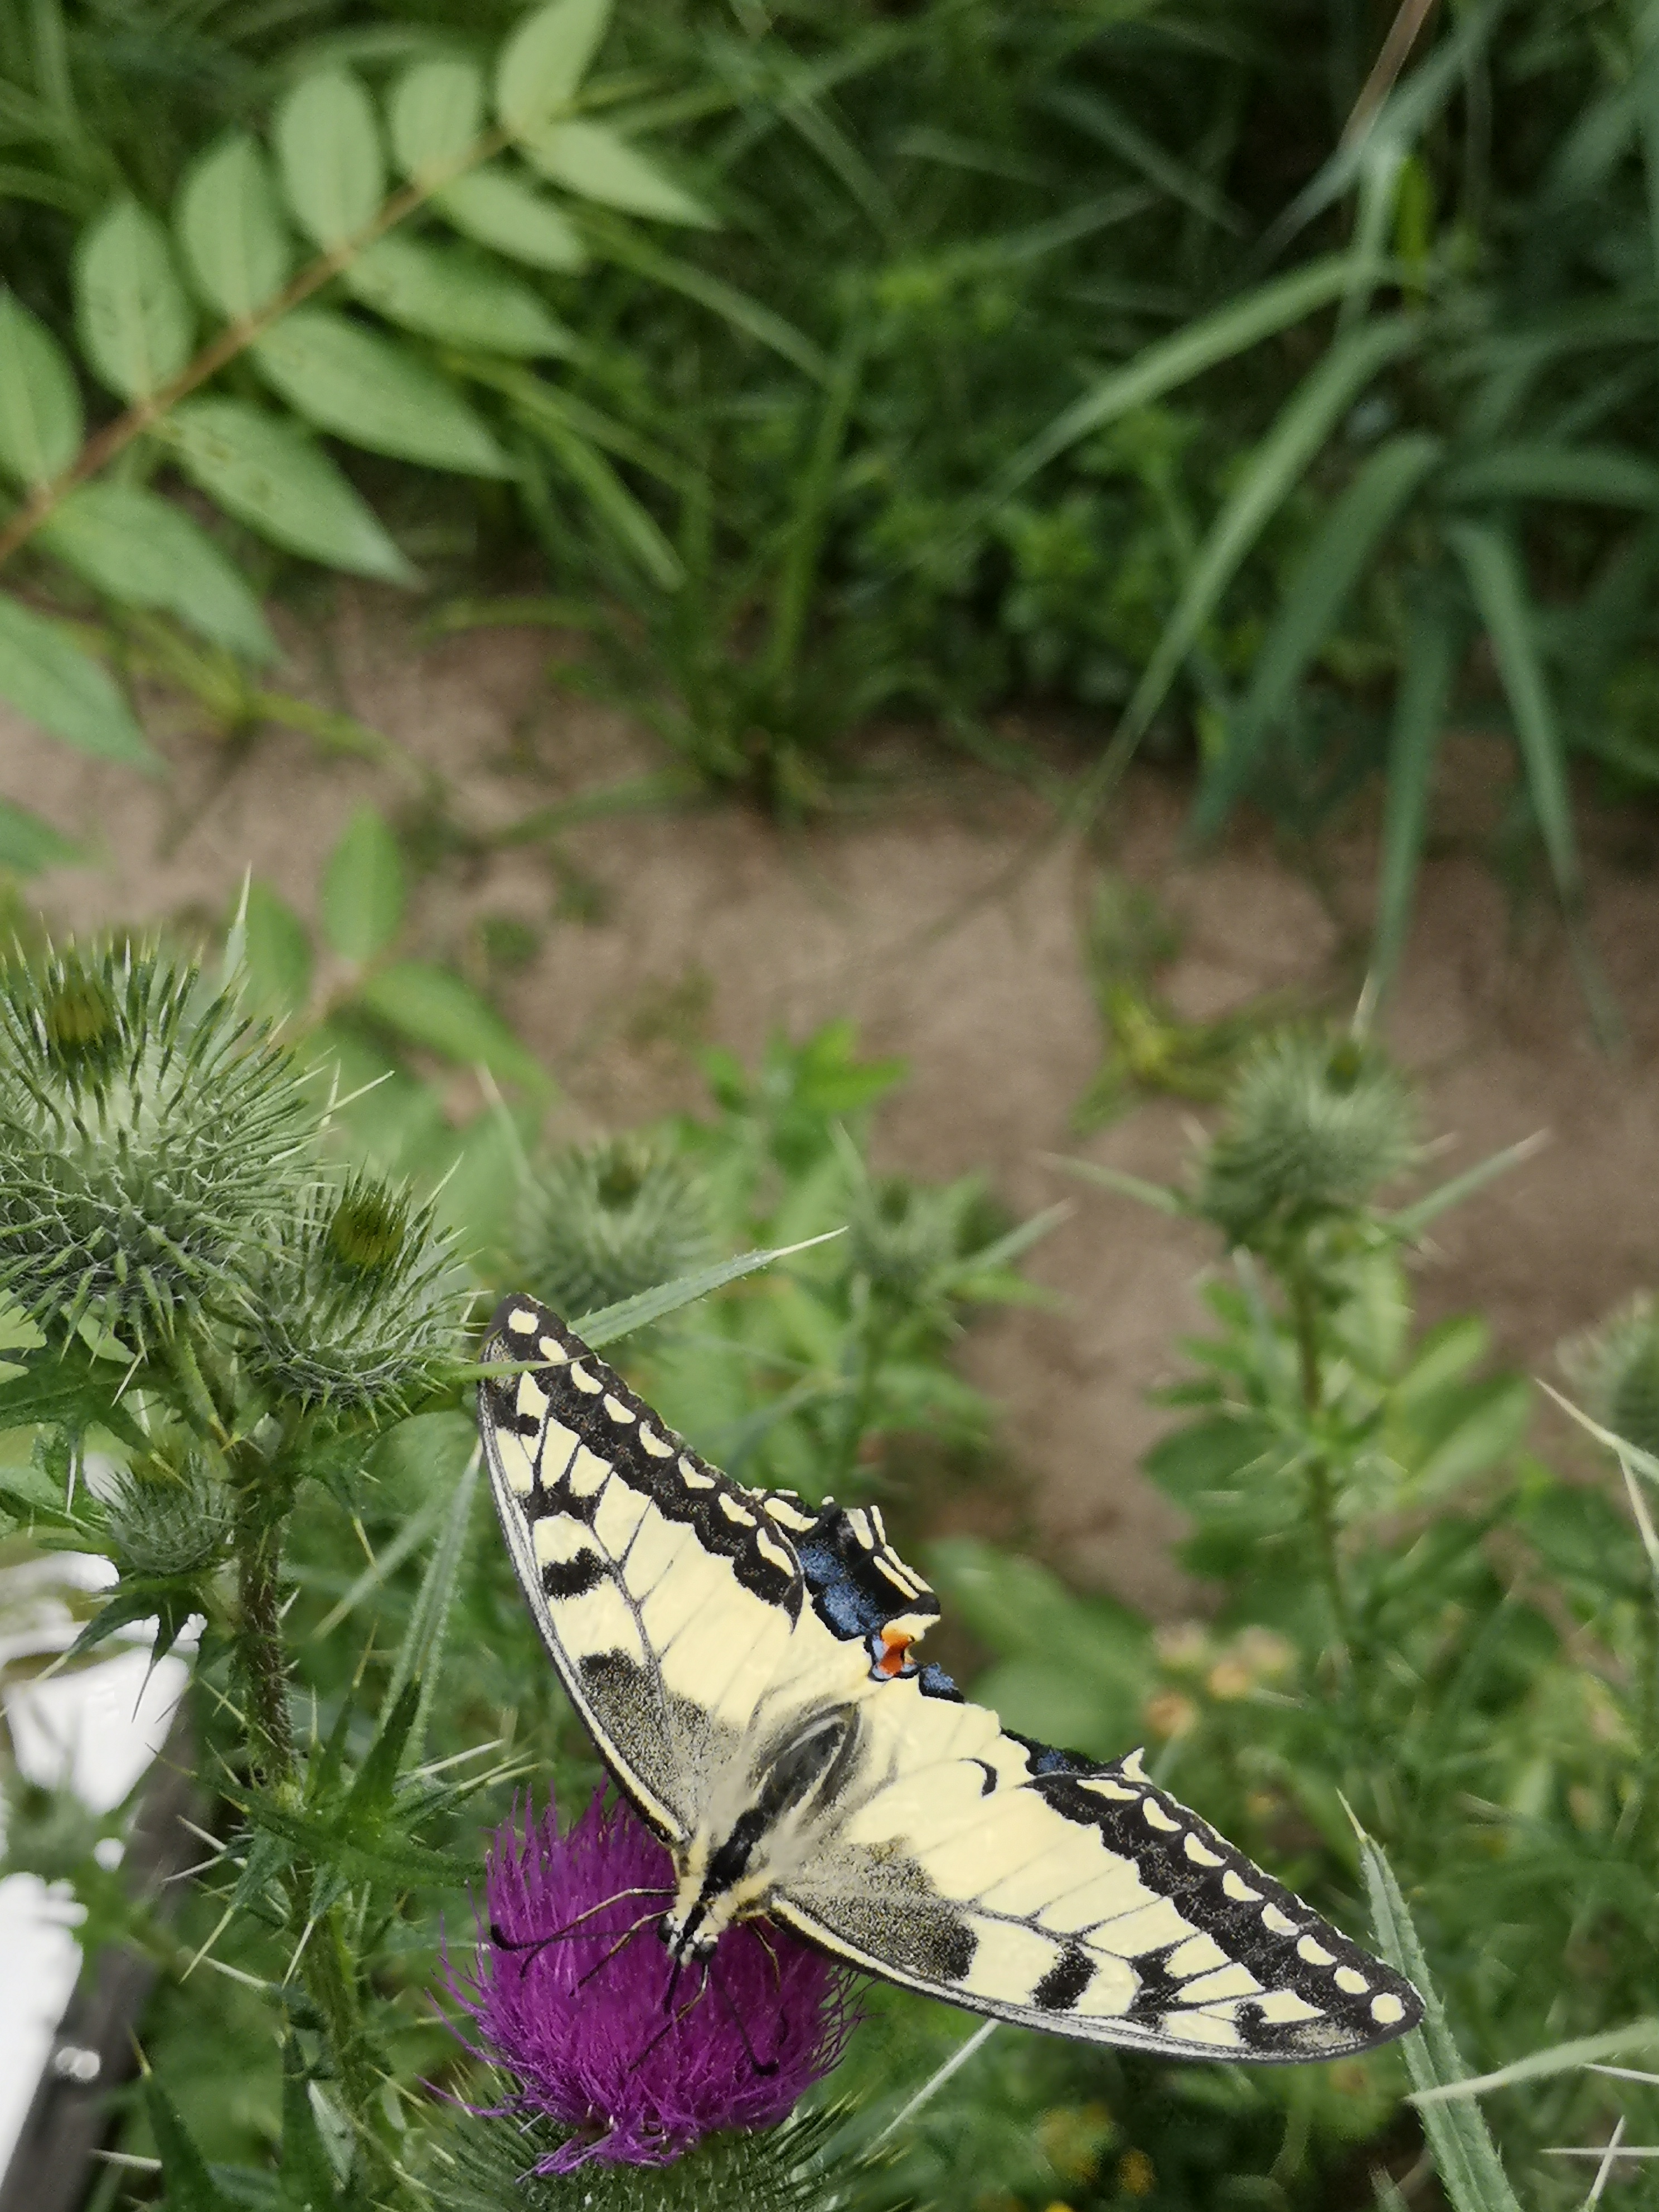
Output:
478 1294 1423 2060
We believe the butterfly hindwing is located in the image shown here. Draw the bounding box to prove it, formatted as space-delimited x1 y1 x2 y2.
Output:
479 1293 1423 2061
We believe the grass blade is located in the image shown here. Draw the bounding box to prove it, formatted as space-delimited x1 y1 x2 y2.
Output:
1413 2023 1659 2107
1355 1818 1526 2212
1387 1130 1546 1236
1366 584 1461 1005
1196 431 1442 836
1445 519 1619 1044
382 1440 481 1767
574 1229 846 1347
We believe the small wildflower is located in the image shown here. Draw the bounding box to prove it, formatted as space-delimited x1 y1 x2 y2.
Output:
1143 1690 1199 1740
443 1793 852 2173
517 1138 710 1321
0 943 313 1348
1117 2147 1157 2198
243 1173 468 1420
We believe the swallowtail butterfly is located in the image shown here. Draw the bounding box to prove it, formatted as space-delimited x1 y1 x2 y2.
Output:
478 1294 1422 2060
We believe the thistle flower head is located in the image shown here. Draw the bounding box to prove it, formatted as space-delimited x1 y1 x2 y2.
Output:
443 1793 851 2174
1560 1294 1659 1459
1195 1030 1418 1249
0 942 314 1348
104 1450 232 1580
517 1138 710 1321
242 1172 468 1419
845 1169 991 1303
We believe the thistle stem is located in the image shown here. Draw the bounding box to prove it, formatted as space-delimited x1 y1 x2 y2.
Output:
1285 1262 1357 1685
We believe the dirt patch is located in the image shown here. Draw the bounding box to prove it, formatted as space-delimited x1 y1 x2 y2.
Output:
7 594 1659 1617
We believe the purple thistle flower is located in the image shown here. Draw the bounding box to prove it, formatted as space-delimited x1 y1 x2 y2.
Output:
443 1791 853 2174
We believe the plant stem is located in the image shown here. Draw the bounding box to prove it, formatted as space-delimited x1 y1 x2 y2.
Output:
1286 1262 1357 1676
232 1478 297 1791
0 128 512 574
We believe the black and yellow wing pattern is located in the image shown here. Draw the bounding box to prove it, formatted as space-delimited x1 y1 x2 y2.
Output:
477 1294 1422 2062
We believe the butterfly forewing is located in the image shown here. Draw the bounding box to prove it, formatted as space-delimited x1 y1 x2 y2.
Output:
478 1293 1423 2061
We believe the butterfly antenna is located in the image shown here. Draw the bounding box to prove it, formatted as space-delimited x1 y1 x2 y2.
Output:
709 1956 780 2078
491 1885 672 1965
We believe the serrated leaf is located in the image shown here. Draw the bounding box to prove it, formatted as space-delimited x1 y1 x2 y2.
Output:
497 0 613 136
433 165 587 271
251 308 510 476
176 133 291 322
321 804 405 962
276 69 385 249
143 2075 239 2212
166 398 418 583
279 2039 343 2212
0 594 155 766
65 1580 199 1665
520 120 712 225
380 1439 481 1767
346 235 570 356
75 198 195 401
355 960 548 1090
240 878 313 1018
0 1359 147 1445
240 1791 474 1890
40 482 276 662
572 1230 846 1348
390 57 485 181
0 799 78 873
0 289 81 486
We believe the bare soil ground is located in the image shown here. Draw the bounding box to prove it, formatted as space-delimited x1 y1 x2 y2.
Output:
7 593 1658 1617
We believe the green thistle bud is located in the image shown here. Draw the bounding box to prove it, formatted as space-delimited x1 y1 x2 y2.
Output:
104 1453 232 1580
244 1173 468 1419
1196 1030 1418 1249
0 942 316 1348
846 1171 992 1303
517 1138 710 1320
1560 1294 1659 1459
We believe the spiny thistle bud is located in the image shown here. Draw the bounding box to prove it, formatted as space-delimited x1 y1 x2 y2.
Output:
1560 1294 1659 1461
1195 1031 1417 1249
243 1173 468 1420
0 942 315 1348
517 1138 710 1321
845 1171 989 1303
104 1452 233 1580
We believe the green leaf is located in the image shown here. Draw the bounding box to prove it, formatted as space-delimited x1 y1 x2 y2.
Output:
39 482 277 662
572 1230 846 1348
1388 1132 1545 1238
585 216 827 381
1368 589 1461 1005
968 255 1382 527
0 594 154 766
239 878 313 1018
0 798 78 873
1356 1823 1525 2212
345 234 570 357
275 68 385 249
1122 316 1418 764
497 0 613 136
434 165 588 271
505 371 682 585
1196 432 1442 835
166 399 417 583
279 2040 343 2212
0 289 80 486
143 2074 239 2212
239 1791 473 1891
75 198 194 401
251 308 510 476
380 1441 481 1765
176 132 291 322
520 120 713 225
355 959 549 1089
390 57 484 182
321 804 405 963
1439 440 1659 507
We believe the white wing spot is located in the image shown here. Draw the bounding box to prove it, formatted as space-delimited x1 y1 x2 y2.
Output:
569 1445 610 1498
678 1455 717 1491
764 1497 817 1532
516 1373 549 1422
537 1336 569 1364
1222 1871 1261 1903
1296 1936 1335 1967
1371 1992 1405 2025
639 1427 673 1457
508 1308 538 1334
848 1508 876 1549
603 1394 636 1424
1335 1966 1369 1995
1141 1797 1181 1832
719 1494 757 1527
1184 1834 1225 1868
1080 1778 1139 1803
1166 1933 1229 1978
1119 1749 1149 1783
1263 1905 1298 1937
755 1529 793 1574
869 1506 888 1541
873 1554 914 1594
569 1362 603 1394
